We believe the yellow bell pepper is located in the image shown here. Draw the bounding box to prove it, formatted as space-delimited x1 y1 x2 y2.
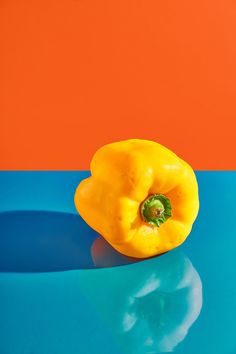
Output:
74 139 199 258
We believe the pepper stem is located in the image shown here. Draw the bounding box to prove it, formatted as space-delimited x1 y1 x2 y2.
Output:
140 194 172 227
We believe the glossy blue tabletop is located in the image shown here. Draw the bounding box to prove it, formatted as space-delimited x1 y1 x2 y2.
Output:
0 171 235 354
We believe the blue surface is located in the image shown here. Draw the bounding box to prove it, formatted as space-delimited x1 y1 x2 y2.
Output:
0 171 236 354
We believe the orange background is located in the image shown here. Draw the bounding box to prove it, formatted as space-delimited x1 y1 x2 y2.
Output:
0 0 236 170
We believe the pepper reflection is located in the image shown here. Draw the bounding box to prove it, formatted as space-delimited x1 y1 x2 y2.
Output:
90 237 202 354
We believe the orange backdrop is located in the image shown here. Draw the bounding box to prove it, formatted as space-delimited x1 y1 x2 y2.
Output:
0 0 236 170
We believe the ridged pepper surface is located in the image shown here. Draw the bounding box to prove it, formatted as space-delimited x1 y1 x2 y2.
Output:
74 139 199 258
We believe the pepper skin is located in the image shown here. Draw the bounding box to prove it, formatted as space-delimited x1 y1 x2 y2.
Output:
74 139 199 258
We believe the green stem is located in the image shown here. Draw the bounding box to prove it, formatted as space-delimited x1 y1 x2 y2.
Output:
140 194 172 227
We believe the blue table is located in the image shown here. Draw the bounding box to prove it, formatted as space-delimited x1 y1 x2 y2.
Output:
0 171 235 354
